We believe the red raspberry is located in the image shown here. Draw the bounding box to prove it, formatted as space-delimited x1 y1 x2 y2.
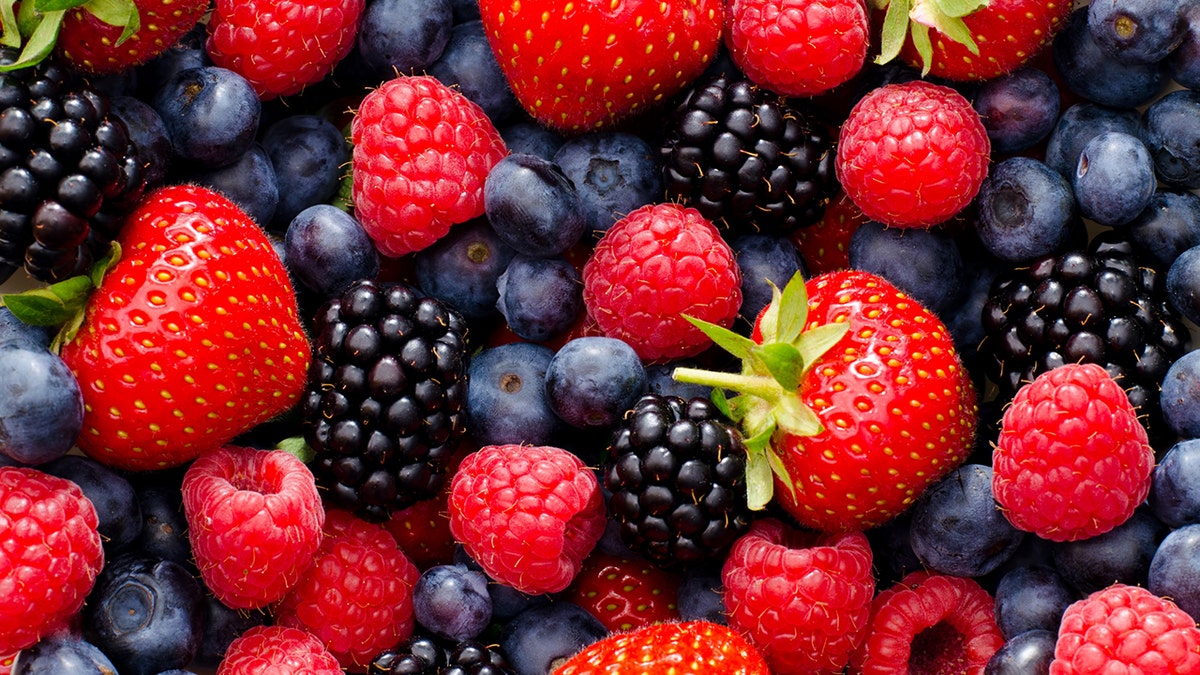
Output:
0 467 104 654
273 509 420 672
448 444 607 595
722 518 875 675
725 0 870 97
993 363 1153 543
206 0 365 99
1050 584 1200 675
351 75 509 258
835 80 990 228
217 625 342 675
582 203 742 362
182 446 325 609
791 191 867 275
850 571 1004 675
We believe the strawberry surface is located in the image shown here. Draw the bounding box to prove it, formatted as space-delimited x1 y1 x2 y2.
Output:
55 0 209 74
552 620 771 674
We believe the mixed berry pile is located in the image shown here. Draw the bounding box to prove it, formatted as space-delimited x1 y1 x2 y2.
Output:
4 0 1200 673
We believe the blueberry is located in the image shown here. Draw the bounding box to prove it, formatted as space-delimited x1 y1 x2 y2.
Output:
553 131 663 235
0 342 83 465
1124 190 1200 270
0 306 52 348
484 153 587 257
729 234 806 324
1148 523 1200 621
448 0 480 22
646 362 712 401
1161 349 1200 439
501 120 566 161
135 23 210 99
1053 7 1168 109
41 455 141 552
975 156 1076 263
428 21 519 125
413 563 493 642
982 629 1057 675
677 562 726 625
356 0 453 81
847 220 964 316
11 633 120 675
972 67 1060 155
152 66 261 168
496 255 583 343
1043 102 1142 180
183 143 278 226
467 342 568 447
499 601 608 675
1073 131 1156 227
261 114 350 231
993 565 1076 639
1141 90 1200 190
1150 439 1200 529
1168 8 1200 89
110 96 171 189
1087 0 1189 65
1167 244 1200 324
1050 506 1167 595
545 337 648 430
193 595 267 668
284 204 380 299
130 479 196 572
413 217 515 321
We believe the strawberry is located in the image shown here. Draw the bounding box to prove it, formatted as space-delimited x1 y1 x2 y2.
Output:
675 270 976 532
552 620 771 675
383 490 457 571
478 0 725 133
565 552 682 632
791 192 867 275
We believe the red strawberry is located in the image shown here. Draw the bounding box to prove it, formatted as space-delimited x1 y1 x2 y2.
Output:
206 0 367 99
351 75 508 258
384 490 457 571
565 552 682 632
217 625 343 675
791 191 867 275
553 620 771 675
478 0 725 132
58 185 311 472
42 0 209 75
675 270 977 532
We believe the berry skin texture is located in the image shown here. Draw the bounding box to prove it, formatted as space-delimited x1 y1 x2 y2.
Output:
582 203 742 362
1049 584 1200 675
565 552 682 632
552 620 772 675
56 0 209 74
351 75 508 257
792 192 866 275
59 185 311 472
993 363 1154 543
448 444 607 595
216 625 343 675
182 446 325 609
835 81 990 229
722 518 875 675
206 0 367 99
725 0 870 97
0 467 104 654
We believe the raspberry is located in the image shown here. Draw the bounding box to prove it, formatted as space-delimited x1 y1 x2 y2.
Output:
722 518 875 675
850 571 1004 675
448 444 607 595
351 75 509 258
835 80 990 228
993 363 1154 543
1049 584 1200 675
274 509 421 672
181 446 325 609
582 203 742 362
217 625 343 675
0 467 104 654
206 0 366 99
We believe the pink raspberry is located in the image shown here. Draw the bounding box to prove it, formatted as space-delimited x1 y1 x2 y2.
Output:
216 625 342 675
448 444 607 595
182 446 325 609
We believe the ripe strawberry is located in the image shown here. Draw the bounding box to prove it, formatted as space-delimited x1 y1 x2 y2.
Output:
993 363 1154 543
206 0 367 99
478 0 725 132
791 192 867 275
384 490 457 571
553 620 771 675
725 0 870 97
351 75 508 258
217 625 343 675
565 552 682 632
675 270 977 532
58 184 311 472
835 80 990 229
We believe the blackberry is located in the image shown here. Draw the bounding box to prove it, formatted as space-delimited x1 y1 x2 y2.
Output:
368 634 515 675
0 48 144 283
660 74 836 236
604 394 752 567
302 279 469 522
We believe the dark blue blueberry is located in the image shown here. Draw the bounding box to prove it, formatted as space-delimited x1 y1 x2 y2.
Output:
943 248 1003 369
130 479 196 573
448 545 545 620
993 566 1076 639
972 67 1060 155
729 234 806 324
467 342 567 447
484 153 586 257
1141 89 1200 190
356 0 453 81
983 629 1057 675
284 204 380 299
0 342 82 465
1124 190 1200 270
0 306 53 348
500 601 608 675
1072 130 1156 227
135 23 210 99
1053 7 1168 109
908 464 1026 578
501 120 566 161
152 66 261 168
496 255 583 343
1161 349 1200 439
413 563 493 642
545 337 648 430
975 156 1076 263
413 217 515 321
428 21 519 125
553 132 662 235
1087 0 1189 65
11 633 120 675
261 114 350 231
847 220 964 316
1050 506 1167 595
42 455 141 553
1043 102 1142 180
677 562 726 625
646 362 712 401
193 595 267 669
1150 439 1200 529
866 511 923 588
83 554 205 675
183 143 278 226
448 0 480 22
110 96 171 189
1148 523 1200 621
1167 244 1200 324
1168 9 1200 89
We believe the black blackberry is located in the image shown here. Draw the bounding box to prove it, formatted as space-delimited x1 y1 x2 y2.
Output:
660 74 836 236
0 48 144 283
302 279 469 521
369 635 515 675
604 394 752 567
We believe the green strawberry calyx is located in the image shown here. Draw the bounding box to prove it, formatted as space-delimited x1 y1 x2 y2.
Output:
0 0 140 72
872 0 989 74
672 272 848 512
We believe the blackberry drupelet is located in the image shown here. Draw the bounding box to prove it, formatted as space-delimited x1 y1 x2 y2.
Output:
303 279 469 522
0 48 144 283
660 74 835 236
368 634 515 675
604 394 752 567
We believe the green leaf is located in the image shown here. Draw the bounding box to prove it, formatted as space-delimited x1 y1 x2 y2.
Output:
933 0 987 18
794 321 850 376
910 22 934 75
0 8 64 72
682 314 756 360
756 342 802 392
277 436 316 464
81 0 139 44
876 0 911 65
709 386 733 420
90 241 120 288
2 277 91 327
743 433 775 511
774 394 824 437
1 0 20 48
34 0 90 12
766 447 797 505
774 272 809 345
927 12 978 54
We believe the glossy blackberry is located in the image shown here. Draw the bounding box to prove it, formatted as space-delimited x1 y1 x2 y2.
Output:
368 634 515 675
302 279 469 522
0 48 144 282
604 394 752 567
660 74 835 236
